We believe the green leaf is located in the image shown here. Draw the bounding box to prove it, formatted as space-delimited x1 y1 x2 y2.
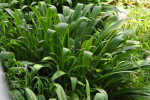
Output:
37 77 42 95
37 95 46 100
109 88 150 97
66 0 72 7
51 70 66 82
38 1 47 17
42 56 58 64
82 36 93 51
21 5 29 11
4 8 14 17
55 23 68 37
113 50 140 62
90 6 101 19
45 29 56 42
10 89 24 100
81 4 93 16
104 15 119 28
92 71 134 83
25 88 38 100
86 79 91 100
71 77 77 92
38 17 48 34
104 36 123 53
13 13 22 35
72 3 83 21
94 93 105 100
54 83 67 100
69 17 89 32
33 64 45 72
83 51 93 66
30 6 41 17
94 17 130 46
46 7 52 29
70 92 79 100
62 47 70 56
95 88 108 100
49 33 60 57
57 14 66 23
50 6 57 16
63 6 71 17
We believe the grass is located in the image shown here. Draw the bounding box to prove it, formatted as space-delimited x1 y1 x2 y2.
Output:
117 0 150 43
114 1 150 99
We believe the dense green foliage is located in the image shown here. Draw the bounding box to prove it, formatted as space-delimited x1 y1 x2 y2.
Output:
1 0 150 100
116 1 150 100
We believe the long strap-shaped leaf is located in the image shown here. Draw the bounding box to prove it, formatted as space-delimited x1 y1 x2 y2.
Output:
92 71 134 83
93 17 130 46
109 88 150 97
38 2 47 17
81 4 93 16
46 7 52 29
25 88 38 100
71 77 77 92
51 70 66 82
90 6 101 19
95 88 108 100
9 89 24 100
63 6 71 17
13 13 30 47
86 79 91 100
72 3 83 21
54 83 68 100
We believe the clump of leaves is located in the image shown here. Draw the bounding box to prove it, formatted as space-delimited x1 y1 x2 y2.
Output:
1 1 150 100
